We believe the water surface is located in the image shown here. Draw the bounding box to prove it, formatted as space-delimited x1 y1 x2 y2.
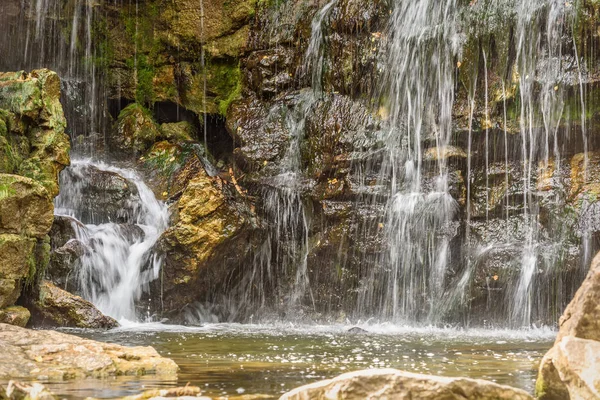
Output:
38 323 554 399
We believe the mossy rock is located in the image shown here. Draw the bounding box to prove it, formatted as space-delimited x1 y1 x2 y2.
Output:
159 121 194 142
0 305 30 327
115 103 161 154
0 174 53 239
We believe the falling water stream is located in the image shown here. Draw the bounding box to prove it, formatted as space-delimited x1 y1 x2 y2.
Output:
54 160 169 321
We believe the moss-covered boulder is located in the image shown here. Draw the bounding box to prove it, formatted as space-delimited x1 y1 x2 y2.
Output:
0 70 70 197
100 0 253 115
0 70 69 325
159 121 194 143
25 281 118 329
114 103 161 154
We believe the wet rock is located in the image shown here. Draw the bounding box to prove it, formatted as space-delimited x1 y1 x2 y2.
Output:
0 175 54 239
114 103 161 155
226 94 291 170
1 381 57 400
26 281 118 329
280 369 533 400
48 215 83 249
46 239 86 291
117 386 202 400
0 323 178 380
56 163 140 224
0 306 30 327
304 94 384 182
156 169 257 315
346 327 368 334
140 141 205 200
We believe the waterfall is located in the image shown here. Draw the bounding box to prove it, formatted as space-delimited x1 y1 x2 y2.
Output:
54 160 169 321
234 0 337 320
355 0 461 323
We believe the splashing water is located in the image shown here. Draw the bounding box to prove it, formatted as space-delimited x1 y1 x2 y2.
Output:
55 160 169 321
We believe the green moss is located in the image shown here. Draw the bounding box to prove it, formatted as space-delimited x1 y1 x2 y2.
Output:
211 62 243 116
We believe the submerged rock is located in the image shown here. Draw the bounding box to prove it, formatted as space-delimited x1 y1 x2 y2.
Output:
346 327 368 334
0 323 178 380
279 369 533 400
25 281 118 329
1 381 57 400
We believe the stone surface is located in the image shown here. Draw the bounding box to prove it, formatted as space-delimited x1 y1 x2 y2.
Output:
0 175 53 239
555 251 600 343
537 336 600 400
26 281 118 329
0 70 70 197
0 323 178 380
279 369 533 400
0 306 30 327
155 168 256 315
536 251 600 399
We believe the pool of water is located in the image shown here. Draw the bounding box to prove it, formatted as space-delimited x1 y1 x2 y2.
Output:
37 323 555 399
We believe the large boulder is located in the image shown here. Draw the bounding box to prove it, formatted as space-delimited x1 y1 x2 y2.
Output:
25 281 118 329
279 369 533 400
0 323 178 380
536 252 600 399
155 167 257 317
537 336 600 400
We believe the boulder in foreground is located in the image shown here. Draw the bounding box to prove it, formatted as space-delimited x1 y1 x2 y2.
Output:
279 368 533 400
0 323 178 381
536 251 600 400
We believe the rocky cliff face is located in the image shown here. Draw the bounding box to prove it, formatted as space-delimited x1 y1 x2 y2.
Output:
91 0 600 324
3 0 600 326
